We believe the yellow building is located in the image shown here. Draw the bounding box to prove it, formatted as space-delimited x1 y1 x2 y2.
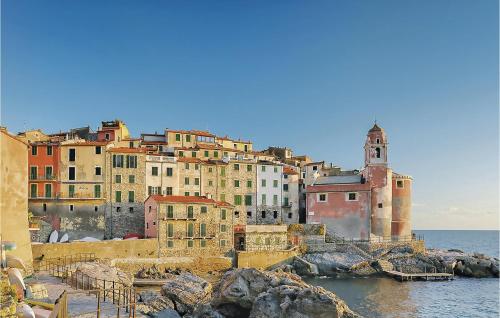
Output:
105 147 147 238
165 129 216 148
216 136 253 153
145 195 234 257
177 157 202 197
97 120 131 143
0 128 33 272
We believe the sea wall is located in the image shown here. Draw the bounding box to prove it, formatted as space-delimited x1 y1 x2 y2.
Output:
112 256 232 273
237 249 298 269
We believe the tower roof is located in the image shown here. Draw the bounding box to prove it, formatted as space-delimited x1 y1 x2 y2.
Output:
369 123 383 132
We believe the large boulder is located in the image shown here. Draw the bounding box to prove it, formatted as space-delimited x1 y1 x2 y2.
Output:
303 252 367 276
74 262 133 288
211 268 360 318
161 273 212 315
292 256 319 276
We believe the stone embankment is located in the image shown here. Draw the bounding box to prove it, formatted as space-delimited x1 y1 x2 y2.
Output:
136 268 361 318
292 243 499 279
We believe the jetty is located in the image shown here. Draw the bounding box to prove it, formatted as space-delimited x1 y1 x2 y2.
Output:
384 269 454 282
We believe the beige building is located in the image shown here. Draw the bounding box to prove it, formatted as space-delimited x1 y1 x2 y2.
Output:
166 129 216 148
145 154 179 196
0 128 33 272
105 147 147 238
177 157 203 197
234 224 288 251
216 136 253 153
144 195 234 257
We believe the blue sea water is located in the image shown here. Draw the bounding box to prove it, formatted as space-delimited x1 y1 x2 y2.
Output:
305 230 500 318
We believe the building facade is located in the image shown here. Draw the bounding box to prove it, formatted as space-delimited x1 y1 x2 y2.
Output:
256 162 283 224
282 166 300 224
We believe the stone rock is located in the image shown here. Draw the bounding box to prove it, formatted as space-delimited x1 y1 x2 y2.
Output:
303 252 367 276
371 260 393 273
212 268 360 318
151 308 182 318
188 304 226 318
136 295 175 316
74 262 133 288
293 256 319 276
161 273 212 315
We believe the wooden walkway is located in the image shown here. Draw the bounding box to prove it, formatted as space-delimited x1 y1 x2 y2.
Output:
384 270 454 282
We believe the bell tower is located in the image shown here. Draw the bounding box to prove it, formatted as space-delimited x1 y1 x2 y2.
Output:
363 122 392 240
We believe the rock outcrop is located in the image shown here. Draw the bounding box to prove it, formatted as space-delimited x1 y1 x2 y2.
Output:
74 262 133 288
302 252 369 276
160 273 212 315
211 268 360 318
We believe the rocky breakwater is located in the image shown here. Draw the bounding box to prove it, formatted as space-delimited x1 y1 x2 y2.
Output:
298 244 499 279
137 268 361 318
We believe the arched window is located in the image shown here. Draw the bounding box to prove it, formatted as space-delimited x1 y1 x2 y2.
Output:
376 138 380 144
376 147 381 158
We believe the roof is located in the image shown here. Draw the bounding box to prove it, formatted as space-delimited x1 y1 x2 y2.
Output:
314 175 363 185
167 129 215 137
107 147 146 153
177 157 203 163
283 167 299 175
148 195 232 207
304 161 324 167
393 172 413 180
60 141 108 147
369 123 383 132
0 127 30 146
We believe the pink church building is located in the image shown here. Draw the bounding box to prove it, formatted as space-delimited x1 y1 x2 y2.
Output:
306 123 412 241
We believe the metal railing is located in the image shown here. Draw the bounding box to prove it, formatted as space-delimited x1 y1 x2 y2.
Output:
36 253 96 272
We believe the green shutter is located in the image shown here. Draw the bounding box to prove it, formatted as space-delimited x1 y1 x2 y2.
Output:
115 191 121 203
167 205 174 218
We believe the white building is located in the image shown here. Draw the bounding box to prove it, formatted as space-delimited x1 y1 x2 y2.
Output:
256 161 283 224
145 154 179 196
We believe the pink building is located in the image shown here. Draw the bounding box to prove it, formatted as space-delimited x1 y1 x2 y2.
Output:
306 123 412 241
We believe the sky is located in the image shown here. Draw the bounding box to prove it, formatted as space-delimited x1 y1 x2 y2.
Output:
1 0 498 229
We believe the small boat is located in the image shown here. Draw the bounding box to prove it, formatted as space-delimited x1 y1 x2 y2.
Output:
123 233 143 240
8 268 26 290
75 237 100 242
48 230 58 243
59 233 69 243
16 303 35 318
6 254 27 271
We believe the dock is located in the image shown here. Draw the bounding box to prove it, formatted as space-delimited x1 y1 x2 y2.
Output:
384 270 454 282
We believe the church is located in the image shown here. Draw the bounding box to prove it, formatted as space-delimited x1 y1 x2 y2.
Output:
305 123 413 241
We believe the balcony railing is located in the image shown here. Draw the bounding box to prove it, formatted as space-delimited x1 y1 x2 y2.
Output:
29 174 56 180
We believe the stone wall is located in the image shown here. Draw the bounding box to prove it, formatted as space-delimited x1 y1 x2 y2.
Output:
358 239 426 254
237 249 298 269
112 256 232 274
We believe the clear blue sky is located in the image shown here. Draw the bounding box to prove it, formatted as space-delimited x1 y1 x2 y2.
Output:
2 0 498 229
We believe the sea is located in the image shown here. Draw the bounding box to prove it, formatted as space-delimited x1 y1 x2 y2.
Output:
304 230 499 318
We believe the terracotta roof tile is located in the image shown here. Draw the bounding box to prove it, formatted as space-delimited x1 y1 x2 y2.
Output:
283 167 299 175
108 147 146 153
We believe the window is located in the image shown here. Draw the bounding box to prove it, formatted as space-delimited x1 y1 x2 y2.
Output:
30 184 37 198
115 175 121 183
201 206 207 213
220 193 226 201
208 167 213 173
200 240 206 248
30 166 37 180
318 193 327 202
233 143 237 149
43 203 47 211
95 206 99 212
179 151 184 157
220 179 226 188
175 134 181 141
69 204 74 212
167 205 174 218
261 194 266 205
186 135 191 142
247 180 252 188
45 184 52 198
312 165 318 171
167 240 174 248
234 180 240 187
94 185 101 198
220 224 227 232
376 148 381 158
187 223 194 237
204 151 209 157
95 146 101 154
245 195 252 206
274 167 278 173
234 211 240 218
273 195 278 205
148 186 153 195
167 224 174 237
195 178 200 186
214 151 218 158
95 166 101 176
195 192 200 197
191 151 196 158
129 175 135 183
47 146 53 156
187 240 194 248
220 167 225 176
265 237 271 245
31 146 37 156
117 207 121 212
288 212 292 219
247 165 252 172
261 179 266 187
378 203 383 208
166 187 173 195
166 167 173 176
68 185 75 198
284 174 288 179
261 211 266 218
220 239 226 247
185 177 190 185
283 197 289 206
69 148 76 162
273 211 278 218
185 192 190 196
208 180 213 186
45 166 53 179
105 133 110 140
396 180 404 188
234 164 239 171
128 191 134 203
247 211 252 217
126 155 137 168
273 180 278 188
220 209 227 220
115 191 122 202
261 165 266 172
184 163 190 170
113 155 124 168
152 167 158 176
376 138 380 144
234 195 242 206
69 167 76 180
283 184 289 191
195 164 199 170
347 192 358 201
224 151 228 157
146 222 149 229
129 141 134 148
200 223 207 236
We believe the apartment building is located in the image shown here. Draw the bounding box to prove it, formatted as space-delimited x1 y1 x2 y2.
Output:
145 154 179 196
256 161 283 224
282 166 300 224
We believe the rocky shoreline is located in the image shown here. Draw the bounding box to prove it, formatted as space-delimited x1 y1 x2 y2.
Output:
136 268 361 318
290 246 499 279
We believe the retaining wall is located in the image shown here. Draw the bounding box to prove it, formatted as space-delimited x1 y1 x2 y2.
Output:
237 249 298 269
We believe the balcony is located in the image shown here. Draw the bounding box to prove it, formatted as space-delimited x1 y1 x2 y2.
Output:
29 174 56 181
